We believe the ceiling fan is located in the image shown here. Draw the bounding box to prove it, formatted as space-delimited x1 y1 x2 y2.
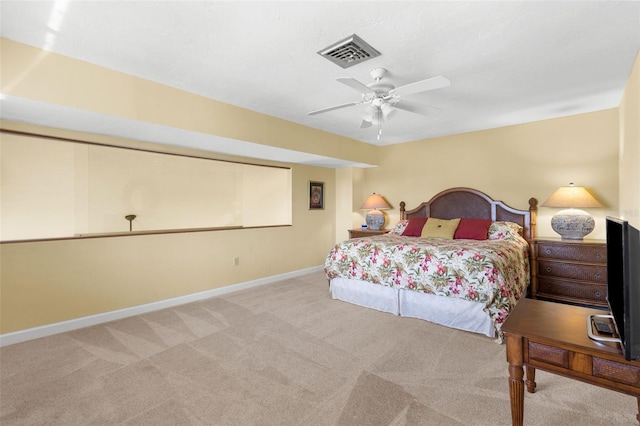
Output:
308 68 451 140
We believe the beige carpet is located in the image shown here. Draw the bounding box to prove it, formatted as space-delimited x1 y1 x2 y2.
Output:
1 271 637 425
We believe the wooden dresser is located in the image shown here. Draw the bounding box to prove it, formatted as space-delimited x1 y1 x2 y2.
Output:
531 238 607 308
348 229 387 239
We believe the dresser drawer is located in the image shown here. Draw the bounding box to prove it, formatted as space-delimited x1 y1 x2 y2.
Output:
537 260 606 283
531 239 607 307
537 241 606 264
537 277 607 305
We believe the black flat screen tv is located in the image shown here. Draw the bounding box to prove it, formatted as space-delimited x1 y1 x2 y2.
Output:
606 216 640 361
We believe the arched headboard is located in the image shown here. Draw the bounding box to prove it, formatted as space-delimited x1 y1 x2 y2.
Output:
399 187 538 242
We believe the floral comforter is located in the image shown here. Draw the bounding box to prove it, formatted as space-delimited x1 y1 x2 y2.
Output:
324 232 530 330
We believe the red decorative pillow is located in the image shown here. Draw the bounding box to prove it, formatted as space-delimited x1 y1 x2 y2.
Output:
401 217 428 236
454 218 493 240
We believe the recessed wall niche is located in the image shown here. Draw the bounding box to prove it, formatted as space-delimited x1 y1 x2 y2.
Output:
0 131 292 242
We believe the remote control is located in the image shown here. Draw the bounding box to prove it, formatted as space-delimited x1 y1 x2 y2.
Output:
593 317 615 334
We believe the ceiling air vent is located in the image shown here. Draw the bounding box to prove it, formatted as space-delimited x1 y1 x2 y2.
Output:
318 34 381 69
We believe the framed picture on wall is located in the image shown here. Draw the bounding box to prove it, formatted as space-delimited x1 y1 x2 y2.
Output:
309 181 324 210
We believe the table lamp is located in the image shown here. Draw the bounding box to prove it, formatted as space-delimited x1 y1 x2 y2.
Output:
360 193 391 231
542 183 602 240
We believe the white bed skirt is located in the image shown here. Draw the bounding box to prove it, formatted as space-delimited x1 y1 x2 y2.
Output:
330 278 495 338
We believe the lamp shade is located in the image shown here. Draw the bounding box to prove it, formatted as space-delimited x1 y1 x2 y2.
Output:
542 183 602 240
541 184 602 208
360 193 391 231
360 193 391 210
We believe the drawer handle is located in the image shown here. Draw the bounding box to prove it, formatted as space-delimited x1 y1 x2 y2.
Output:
595 252 602 259
545 248 552 255
546 267 552 273
595 290 602 298
595 272 601 279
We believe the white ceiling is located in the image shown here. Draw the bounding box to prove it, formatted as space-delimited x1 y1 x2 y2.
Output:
1 1 639 167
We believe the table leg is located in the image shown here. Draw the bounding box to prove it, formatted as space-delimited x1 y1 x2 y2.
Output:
636 396 640 423
508 365 525 426
505 334 525 426
525 366 536 393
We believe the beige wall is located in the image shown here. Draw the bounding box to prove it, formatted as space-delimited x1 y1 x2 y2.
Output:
0 132 79 239
0 147 336 333
619 50 640 229
1 134 293 240
361 109 619 240
334 166 367 241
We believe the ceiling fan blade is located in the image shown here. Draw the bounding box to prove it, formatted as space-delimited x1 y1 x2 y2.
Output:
307 101 361 116
337 77 376 95
390 75 450 97
394 99 442 117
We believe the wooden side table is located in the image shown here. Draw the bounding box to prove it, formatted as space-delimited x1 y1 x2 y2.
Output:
348 229 387 239
502 298 640 425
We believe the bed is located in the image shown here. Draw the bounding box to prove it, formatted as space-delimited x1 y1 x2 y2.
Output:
324 187 538 341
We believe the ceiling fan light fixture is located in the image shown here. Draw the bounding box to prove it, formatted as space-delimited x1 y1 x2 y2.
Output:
307 66 450 141
380 103 396 120
370 110 382 125
364 104 376 116
360 119 372 129
371 97 385 107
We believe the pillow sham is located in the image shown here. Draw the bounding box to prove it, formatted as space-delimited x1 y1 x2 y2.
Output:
420 218 461 239
488 221 523 240
401 217 428 236
388 220 409 235
454 218 493 240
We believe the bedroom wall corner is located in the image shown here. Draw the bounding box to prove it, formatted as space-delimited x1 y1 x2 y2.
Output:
335 167 353 243
619 50 640 229
334 166 368 243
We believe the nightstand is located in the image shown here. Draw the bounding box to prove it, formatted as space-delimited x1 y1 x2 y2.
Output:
530 238 607 308
348 229 388 239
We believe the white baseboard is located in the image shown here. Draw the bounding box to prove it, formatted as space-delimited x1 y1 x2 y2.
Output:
0 265 324 347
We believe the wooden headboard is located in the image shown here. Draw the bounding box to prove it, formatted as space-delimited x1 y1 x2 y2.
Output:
399 187 538 242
